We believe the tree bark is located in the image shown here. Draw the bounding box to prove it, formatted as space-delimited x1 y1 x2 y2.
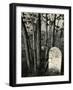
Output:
22 20 30 70
33 23 37 73
36 14 41 70
52 14 56 47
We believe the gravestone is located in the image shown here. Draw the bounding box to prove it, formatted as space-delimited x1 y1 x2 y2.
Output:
48 47 62 75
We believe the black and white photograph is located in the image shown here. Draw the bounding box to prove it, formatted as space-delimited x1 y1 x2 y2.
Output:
9 3 71 86
21 12 64 77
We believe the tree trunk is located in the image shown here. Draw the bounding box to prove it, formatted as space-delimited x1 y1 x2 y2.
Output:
22 23 30 70
33 23 37 73
36 13 41 71
52 14 56 47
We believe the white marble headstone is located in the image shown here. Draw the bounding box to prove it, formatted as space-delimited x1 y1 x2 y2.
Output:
48 47 62 74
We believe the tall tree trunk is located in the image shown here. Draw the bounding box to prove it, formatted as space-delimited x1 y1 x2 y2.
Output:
45 14 48 46
45 14 49 72
36 13 41 71
52 14 56 47
33 23 37 73
22 22 30 70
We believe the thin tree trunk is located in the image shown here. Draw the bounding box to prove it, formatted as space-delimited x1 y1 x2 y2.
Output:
33 23 37 73
45 14 48 46
52 14 56 47
22 20 31 70
36 13 41 70
44 14 49 72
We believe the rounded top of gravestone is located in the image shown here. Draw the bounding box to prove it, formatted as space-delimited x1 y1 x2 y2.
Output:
49 47 62 59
